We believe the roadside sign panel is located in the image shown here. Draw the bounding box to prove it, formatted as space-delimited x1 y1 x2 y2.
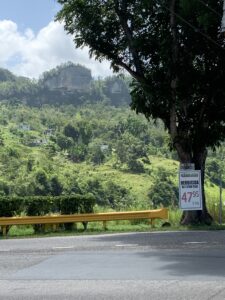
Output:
179 170 202 210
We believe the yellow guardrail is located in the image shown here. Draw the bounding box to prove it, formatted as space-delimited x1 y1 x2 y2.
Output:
0 208 168 236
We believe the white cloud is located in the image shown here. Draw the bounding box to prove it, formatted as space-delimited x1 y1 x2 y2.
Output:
0 20 113 79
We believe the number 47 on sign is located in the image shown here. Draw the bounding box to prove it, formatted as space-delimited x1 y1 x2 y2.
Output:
181 191 199 202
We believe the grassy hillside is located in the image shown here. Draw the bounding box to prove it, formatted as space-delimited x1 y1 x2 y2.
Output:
0 102 222 221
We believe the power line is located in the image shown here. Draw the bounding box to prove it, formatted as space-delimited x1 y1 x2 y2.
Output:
196 0 222 18
164 4 225 52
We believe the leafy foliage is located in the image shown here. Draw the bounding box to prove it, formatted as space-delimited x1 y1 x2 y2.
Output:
56 1 225 150
0 195 96 233
56 0 225 224
148 168 178 208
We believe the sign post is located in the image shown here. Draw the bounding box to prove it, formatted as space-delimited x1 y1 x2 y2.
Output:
179 169 202 210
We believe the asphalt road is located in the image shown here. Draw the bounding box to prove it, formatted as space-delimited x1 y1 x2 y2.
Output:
1 230 225 299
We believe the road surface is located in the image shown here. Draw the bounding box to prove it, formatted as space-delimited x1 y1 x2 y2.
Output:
0 230 225 299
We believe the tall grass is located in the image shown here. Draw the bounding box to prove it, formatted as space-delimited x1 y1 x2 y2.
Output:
169 208 182 226
207 196 225 224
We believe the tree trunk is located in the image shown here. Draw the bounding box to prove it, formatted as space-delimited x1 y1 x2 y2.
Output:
178 148 213 225
169 0 212 225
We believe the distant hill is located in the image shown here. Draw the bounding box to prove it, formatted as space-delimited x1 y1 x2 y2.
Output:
0 68 16 82
40 62 92 91
0 63 131 107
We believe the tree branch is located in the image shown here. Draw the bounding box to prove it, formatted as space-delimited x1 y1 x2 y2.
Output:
90 43 148 84
113 57 148 83
114 0 146 79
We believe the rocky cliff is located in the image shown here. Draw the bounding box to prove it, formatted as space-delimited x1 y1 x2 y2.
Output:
42 63 92 91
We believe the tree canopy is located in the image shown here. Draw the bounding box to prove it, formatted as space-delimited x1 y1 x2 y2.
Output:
56 0 225 224
56 0 225 151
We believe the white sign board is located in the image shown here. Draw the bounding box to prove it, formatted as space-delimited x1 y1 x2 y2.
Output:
179 170 202 210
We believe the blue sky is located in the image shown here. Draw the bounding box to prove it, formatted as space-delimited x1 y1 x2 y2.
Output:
0 0 111 79
0 0 60 33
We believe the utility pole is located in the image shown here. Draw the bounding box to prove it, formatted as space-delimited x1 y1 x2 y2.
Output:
218 148 224 225
222 0 225 34
219 169 223 225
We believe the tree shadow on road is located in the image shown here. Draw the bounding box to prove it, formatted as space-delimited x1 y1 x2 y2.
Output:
94 231 225 279
138 250 225 279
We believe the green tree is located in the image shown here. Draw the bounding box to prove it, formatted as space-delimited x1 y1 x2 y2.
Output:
115 132 147 169
50 176 63 196
206 159 221 186
86 179 107 206
57 0 225 225
104 181 131 210
115 139 128 164
64 124 79 141
33 170 50 196
127 158 145 173
54 134 73 150
76 121 92 145
68 144 87 162
88 144 105 165
148 168 178 208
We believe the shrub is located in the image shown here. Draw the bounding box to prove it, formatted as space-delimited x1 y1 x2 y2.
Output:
104 182 132 210
25 196 56 216
147 167 178 208
0 196 24 217
59 194 95 230
149 181 178 208
0 194 96 233
127 158 145 173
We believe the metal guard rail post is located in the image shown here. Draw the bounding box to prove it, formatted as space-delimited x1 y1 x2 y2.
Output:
0 208 168 236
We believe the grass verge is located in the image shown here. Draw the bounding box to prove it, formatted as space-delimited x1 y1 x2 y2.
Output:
3 218 225 239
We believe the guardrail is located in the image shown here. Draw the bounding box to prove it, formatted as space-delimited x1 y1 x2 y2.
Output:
0 208 168 236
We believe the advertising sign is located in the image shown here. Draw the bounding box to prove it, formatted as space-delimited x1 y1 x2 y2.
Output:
179 170 202 210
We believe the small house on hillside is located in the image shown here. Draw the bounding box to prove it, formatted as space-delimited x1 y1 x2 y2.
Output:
19 123 31 131
44 129 54 136
100 144 109 152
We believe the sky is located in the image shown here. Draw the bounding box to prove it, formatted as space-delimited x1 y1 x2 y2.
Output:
0 0 112 79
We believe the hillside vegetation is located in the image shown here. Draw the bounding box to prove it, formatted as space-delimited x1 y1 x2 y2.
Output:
0 63 223 220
